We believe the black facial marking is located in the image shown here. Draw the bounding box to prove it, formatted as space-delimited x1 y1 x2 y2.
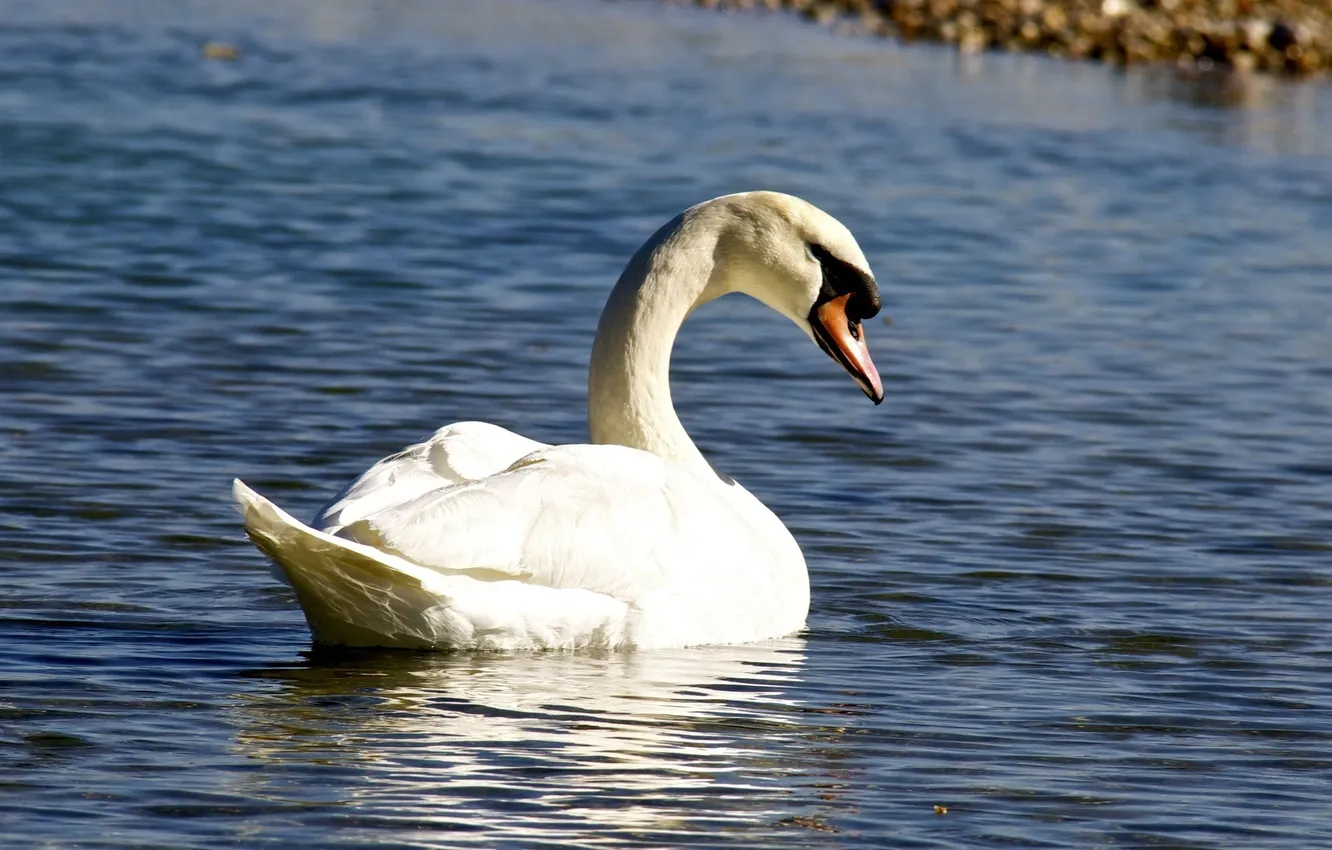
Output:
808 243 881 322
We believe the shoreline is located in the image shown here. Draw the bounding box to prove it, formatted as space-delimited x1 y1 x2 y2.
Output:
682 0 1332 76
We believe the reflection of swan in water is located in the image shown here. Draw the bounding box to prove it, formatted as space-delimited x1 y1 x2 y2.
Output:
229 641 854 837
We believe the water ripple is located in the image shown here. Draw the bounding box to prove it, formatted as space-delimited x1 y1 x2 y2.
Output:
0 0 1330 847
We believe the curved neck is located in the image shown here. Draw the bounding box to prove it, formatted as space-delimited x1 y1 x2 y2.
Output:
587 211 728 476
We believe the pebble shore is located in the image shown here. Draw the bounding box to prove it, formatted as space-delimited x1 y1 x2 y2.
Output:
685 0 1332 75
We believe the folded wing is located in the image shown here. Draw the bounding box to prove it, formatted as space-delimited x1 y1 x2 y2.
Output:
334 442 747 602
317 421 547 534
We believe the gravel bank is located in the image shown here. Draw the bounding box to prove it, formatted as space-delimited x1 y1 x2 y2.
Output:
684 0 1332 75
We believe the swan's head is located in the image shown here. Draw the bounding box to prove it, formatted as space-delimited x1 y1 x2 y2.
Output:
702 191 884 404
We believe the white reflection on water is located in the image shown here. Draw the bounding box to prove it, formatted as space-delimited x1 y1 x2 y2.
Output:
230 640 827 838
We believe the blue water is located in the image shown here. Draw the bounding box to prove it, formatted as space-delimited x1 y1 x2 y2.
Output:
2 1 1331 847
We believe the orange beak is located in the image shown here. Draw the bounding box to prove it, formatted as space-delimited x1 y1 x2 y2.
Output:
811 292 883 404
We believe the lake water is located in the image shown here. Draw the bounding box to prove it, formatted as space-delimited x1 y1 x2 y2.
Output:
2 0 1331 847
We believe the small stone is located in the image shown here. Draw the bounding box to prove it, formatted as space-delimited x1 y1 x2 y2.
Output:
934 804 949 815
1101 0 1131 18
1241 18 1272 48
1267 21 1297 51
1068 35 1094 56
959 28 988 52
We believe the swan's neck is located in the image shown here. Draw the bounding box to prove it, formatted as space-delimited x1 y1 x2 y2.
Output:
588 212 727 476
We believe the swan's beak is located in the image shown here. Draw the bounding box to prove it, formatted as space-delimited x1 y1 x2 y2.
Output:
810 292 884 404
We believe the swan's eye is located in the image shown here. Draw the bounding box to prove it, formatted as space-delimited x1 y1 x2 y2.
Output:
805 242 820 263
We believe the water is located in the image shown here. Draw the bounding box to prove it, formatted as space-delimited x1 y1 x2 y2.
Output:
2 0 1331 846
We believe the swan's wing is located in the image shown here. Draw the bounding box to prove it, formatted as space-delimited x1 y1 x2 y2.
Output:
338 443 741 600
317 421 548 533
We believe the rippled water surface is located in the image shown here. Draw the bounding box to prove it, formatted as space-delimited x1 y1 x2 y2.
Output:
2 1 1331 846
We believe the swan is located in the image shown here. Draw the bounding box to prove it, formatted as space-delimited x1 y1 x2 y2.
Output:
233 191 883 651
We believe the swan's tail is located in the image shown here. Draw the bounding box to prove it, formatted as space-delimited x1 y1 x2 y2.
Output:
232 480 631 650
232 479 453 648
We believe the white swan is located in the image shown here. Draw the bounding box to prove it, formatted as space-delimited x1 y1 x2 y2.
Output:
234 191 883 650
